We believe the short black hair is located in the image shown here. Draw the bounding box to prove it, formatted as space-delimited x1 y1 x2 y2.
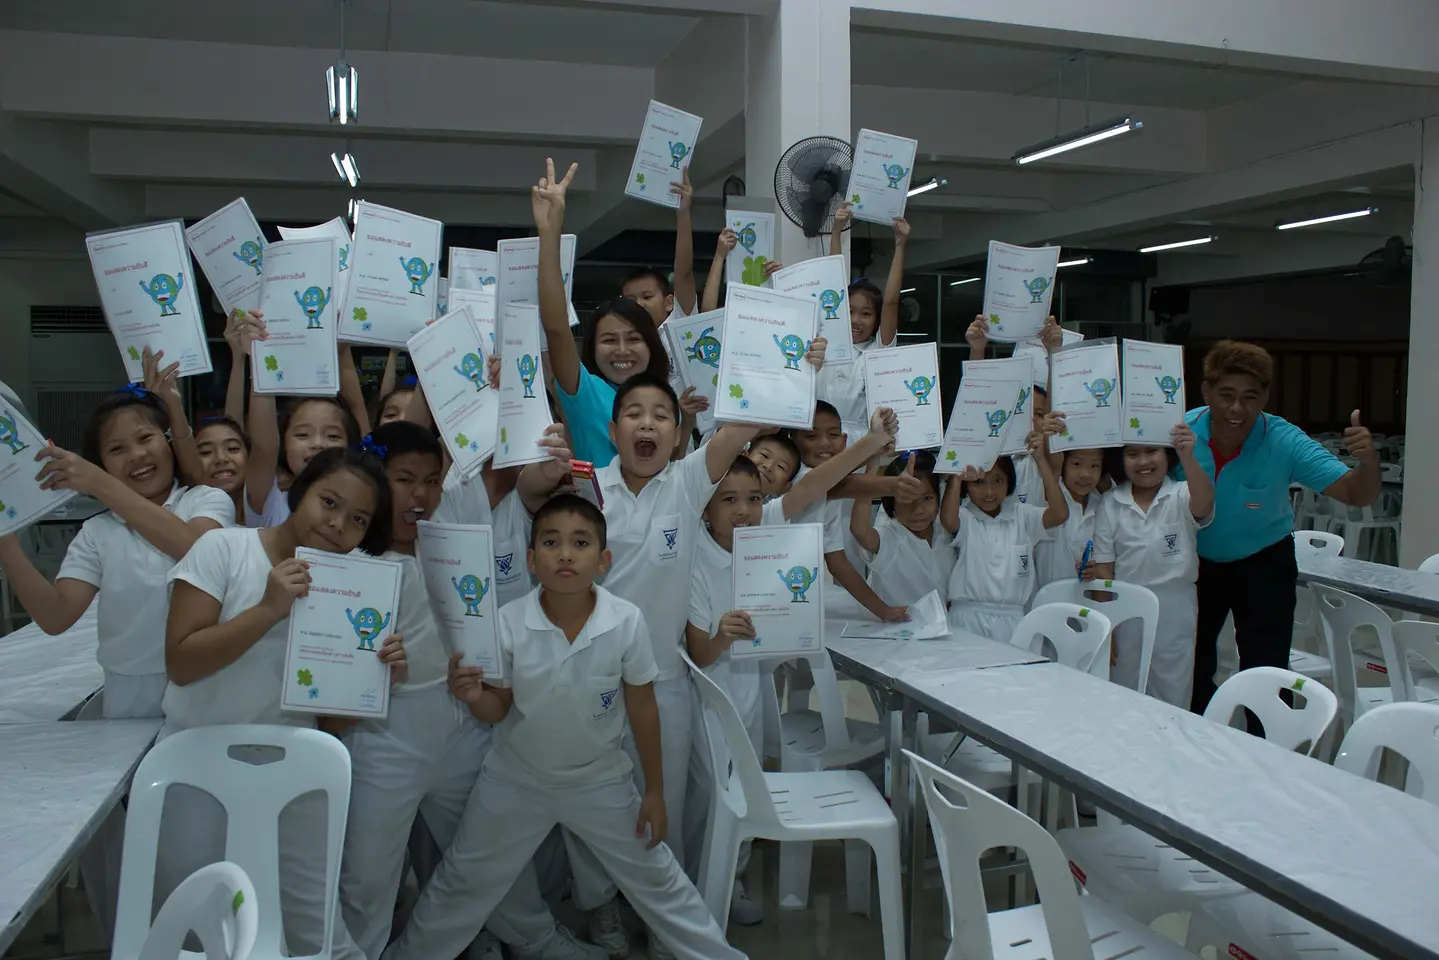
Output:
848 278 882 314
1032 384 1049 398
286 447 393 556
962 454 1017 501
610 371 680 423
370 420 443 465
530 493 607 549
279 397 361 451
1103 445 1180 484
881 450 941 518
84 389 171 466
195 415 250 452
623 267 672 296
582 297 672 386
720 455 762 485
751 434 803 481
811 400 841 425
372 386 416 425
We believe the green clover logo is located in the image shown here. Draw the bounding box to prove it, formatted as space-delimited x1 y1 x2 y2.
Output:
711 373 718 387
455 432 469 448
297 669 313 686
352 306 368 322
264 355 279 371
684 331 693 340
987 314 1000 327
1129 417 1141 429
850 193 860 204
232 890 245 914
729 384 744 399
127 346 141 361
500 427 508 443
635 173 646 185
944 450 957 462
741 255 769 286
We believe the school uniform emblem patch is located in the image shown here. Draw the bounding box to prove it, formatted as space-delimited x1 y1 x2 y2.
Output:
594 688 619 719
496 553 513 575
663 528 678 550
1164 534 1177 550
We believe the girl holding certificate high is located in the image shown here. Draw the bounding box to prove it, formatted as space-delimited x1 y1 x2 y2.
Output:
1034 447 1107 587
850 450 954 608
0 386 234 718
163 447 405 960
940 416 1069 640
1089 427 1214 707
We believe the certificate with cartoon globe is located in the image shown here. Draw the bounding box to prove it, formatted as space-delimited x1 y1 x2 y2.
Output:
415 521 503 677
0 403 77 539
251 238 340 397
771 255 854 364
495 234 578 337
663 309 724 436
625 99 703 209
935 377 1025 475
1049 339 1124 453
1120 339 1185 446
961 356 1037 457
725 209 775 289
86 220 211 382
714 283 818 430
282 548 403 719
847 128 918 225
980 241 1061 342
185 198 265 317
449 247 497 292
863 342 942 450
494 303 555 469
338 201 443 348
279 217 353 321
447 288 497 357
730 523 825 660
1013 327 1083 388
408 305 499 477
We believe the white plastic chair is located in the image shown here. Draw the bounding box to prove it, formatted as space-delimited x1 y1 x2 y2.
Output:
904 750 1194 960
689 656 904 959
113 726 352 960
1288 530 1345 681
1312 585 1415 725
1187 703 1439 960
1420 553 1439 574
1327 498 1402 564
1033 580 1159 694
1055 668 1337 924
1392 620 1439 705
135 861 259 960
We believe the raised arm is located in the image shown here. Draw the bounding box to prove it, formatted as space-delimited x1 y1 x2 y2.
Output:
704 423 765 484
702 228 736 314
830 201 850 259
143 346 202 488
671 167 697 315
940 470 969 536
379 349 399 401
338 346 372 438
245 387 280 516
1172 423 1215 522
1320 410 1382 507
0 535 95 635
515 423 574 514
166 561 304 685
222 309 250 426
1032 420 1069 529
534 159 584 396
877 218 909 347
849 458 885 554
781 407 898 520
965 315 989 363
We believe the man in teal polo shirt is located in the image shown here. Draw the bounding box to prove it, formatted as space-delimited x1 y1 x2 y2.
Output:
1184 340 1380 714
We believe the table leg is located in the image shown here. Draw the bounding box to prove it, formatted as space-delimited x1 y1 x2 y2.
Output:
902 700 930 960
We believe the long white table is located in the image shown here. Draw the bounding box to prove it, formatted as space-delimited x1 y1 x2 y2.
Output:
0 719 161 955
902 662 1439 960
0 608 102 723
1297 552 1439 617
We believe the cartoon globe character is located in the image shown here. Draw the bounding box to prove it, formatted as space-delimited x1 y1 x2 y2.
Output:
668 141 689 169
1023 276 1050 304
452 574 490 617
454 352 486 392
517 354 538 399
232 239 263 275
883 163 909 188
398 256 434 295
0 411 28 455
1155 375 1182 404
776 566 818 602
686 328 722 369
985 408 1011 438
818 288 846 321
346 607 392 651
904 375 935 406
736 223 757 254
773 334 807 371
138 273 185 317
293 285 332 329
1085 378 1117 408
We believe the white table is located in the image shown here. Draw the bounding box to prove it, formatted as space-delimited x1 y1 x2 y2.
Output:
0 607 102 723
0 719 161 955
902 662 1439 960
1296 552 1439 617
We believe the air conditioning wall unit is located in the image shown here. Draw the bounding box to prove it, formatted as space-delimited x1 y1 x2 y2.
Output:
30 306 126 452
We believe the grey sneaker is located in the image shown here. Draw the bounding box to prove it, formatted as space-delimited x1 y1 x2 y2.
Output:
729 878 763 926
647 929 676 960
516 924 610 960
587 898 631 959
467 929 504 960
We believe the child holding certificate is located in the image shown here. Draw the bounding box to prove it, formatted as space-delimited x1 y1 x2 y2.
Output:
1090 426 1215 707
338 422 598 960
0 386 233 718
194 415 249 523
850 451 954 609
162 448 404 960
1034 447 1106 588
939 416 1069 641
384 496 744 960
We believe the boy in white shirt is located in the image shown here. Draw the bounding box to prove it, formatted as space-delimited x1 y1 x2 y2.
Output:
850 450 954 609
381 496 744 960
1034 447 1105 588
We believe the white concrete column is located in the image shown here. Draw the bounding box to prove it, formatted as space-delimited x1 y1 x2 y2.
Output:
1400 118 1438 568
745 0 851 269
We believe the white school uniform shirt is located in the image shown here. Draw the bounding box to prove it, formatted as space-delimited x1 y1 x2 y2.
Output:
1011 454 1047 507
863 513 955 608
383 552 446 692
1091 478 1209 587
689 530 762 735
434 467 534 608
1035 485 1101 587
817 337 882 425
163 527 309 729
947 500 1051 606
487 585 657 789
243 479 289 529
58 483 234 676
596 446 718 681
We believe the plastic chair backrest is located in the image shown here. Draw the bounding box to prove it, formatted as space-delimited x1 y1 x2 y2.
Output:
1334 703 1439 802
137 861 259 960
1393 621 1439 704
1294 530 1345 556
687 653 776 828
1032 580 1156 692
759 651 852 754
113 725 351 960
904 749 1096 960
1202 667 1338 755
1312 585 1405 713
1011 603 1113 680
1420 554 1439 574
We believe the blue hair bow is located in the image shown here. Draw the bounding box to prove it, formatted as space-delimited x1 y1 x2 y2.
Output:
117 383 152 399
360 434 389 460
401 375 419 388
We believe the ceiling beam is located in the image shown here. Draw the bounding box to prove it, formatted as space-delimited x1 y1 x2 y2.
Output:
0 113 142 230
143 184 539 228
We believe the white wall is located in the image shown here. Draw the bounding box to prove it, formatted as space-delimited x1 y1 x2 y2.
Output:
0 257 100 409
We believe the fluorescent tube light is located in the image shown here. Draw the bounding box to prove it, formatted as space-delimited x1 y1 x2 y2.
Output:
1014 118 1142 165
907 177 947 197
900 288 917 294
327 61 358 125
949 277 980 286
1056 258 1090 268
331 152 360 188
1139 236 1215 253
1275 208 1375 230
